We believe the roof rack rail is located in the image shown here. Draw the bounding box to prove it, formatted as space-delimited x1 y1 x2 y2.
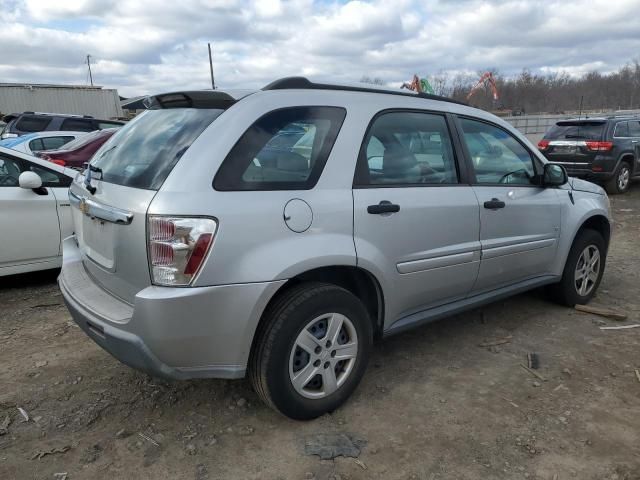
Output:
262 77 467 106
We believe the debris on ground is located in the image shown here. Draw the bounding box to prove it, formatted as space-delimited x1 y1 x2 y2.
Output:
520 364 546 381
354 459 367 470
17 407 30 422
304 433 366 460
635 369 640 383
138 432 160 447
80 443 103 464
600 324 640 330
501 396 519 408
53 473 68 480
575 304 628 321
527 352 540 370
478 336 512 347
34 360 48 368
30 445 71 460
0 415 11 435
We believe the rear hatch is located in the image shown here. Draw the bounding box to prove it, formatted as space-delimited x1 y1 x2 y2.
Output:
539 120 607 164
69 92 231 304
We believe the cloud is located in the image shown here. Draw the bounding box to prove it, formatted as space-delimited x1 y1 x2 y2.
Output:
0 0 638 97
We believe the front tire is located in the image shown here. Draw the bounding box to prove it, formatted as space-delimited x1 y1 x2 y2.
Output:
605 161 631 194
249 282 373 420
550 229 606 307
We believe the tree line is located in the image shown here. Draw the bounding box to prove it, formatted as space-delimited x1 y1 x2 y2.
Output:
363 60 640 115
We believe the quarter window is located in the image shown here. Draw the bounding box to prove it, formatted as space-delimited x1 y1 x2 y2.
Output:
355 111 458 186
459 118 536 185
214 107 346 191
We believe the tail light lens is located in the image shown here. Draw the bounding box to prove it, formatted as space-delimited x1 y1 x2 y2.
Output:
148 216 217 286
51 159 66 166
585 141 613 151
537 139 550 151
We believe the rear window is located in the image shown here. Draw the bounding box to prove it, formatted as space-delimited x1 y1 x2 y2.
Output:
90 108 223 190
61 129 105 150
214 106 346 191
545 121 605 140
16 115 52 133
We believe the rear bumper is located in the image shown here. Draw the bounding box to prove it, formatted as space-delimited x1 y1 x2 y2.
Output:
59 237 285 380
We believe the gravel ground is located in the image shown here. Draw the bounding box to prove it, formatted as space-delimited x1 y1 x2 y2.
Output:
1 185 639 480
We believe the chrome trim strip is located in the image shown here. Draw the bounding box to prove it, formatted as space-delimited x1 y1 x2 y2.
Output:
68 190 134 225
397 250 479 274
550 161 590 166
482 238 555 260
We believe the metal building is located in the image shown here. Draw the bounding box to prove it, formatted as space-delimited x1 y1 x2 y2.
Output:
0 83 123 119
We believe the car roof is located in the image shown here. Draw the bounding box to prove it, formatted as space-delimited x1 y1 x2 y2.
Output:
0 145 75 178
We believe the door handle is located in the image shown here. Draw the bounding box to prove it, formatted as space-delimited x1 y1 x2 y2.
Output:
483 198 506 210
367 200 400 214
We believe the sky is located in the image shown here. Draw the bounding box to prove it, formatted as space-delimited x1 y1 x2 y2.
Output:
1 0 639 97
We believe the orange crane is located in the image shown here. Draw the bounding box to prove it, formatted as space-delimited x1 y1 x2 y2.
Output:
467 72 499 102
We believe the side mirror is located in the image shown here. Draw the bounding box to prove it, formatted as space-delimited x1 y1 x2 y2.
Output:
18 171 43 189
543 163 568 187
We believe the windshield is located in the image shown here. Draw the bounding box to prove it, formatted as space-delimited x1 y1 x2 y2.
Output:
545 121 605 140
91 108 223 190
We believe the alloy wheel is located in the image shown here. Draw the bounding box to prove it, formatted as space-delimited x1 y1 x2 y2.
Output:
574 245 600 296
289 313 358 399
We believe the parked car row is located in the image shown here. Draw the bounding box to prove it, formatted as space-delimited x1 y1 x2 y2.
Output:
0 112 123 139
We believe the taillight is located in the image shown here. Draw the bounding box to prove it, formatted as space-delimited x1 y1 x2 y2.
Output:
585 141 613 151
148 216 217 286
537 139 550 151
52 159 66 166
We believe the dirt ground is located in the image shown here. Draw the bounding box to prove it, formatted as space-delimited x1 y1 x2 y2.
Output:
1 186 640 480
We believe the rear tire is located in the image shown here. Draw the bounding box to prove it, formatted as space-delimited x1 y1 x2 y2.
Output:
605 161 631 194
249 282 373 420
550 229 606 307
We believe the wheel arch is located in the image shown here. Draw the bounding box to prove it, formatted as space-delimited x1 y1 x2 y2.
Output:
572 214 611 252
247 265 385 366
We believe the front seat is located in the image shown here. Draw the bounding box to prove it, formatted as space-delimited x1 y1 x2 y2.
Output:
382 144 419 183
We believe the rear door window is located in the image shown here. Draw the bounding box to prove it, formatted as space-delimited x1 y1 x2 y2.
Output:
97 121 123 129
16 115 52 133
60 118 94 132
614 122 629 137
545 121 605 140
37 136 75 151
354 111 459 186
214 107 346 191
91 108 223 190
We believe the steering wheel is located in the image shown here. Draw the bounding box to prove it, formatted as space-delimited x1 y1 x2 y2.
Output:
498 168 530 184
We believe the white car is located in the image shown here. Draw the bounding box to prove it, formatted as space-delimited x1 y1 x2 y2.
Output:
0 131 87 156
0 146 75 276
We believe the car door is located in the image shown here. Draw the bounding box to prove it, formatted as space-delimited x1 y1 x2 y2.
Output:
455 116 561 294
0 153 61 269
352 111 481 324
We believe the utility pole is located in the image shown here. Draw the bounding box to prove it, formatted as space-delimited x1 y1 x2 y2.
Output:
86 54 94 86
578 95 583 119
208 43 215 90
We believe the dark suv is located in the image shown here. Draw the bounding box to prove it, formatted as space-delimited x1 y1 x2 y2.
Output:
0 112 124 139
538 117 640 194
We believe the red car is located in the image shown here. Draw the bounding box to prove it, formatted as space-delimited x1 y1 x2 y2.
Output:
38 128 118 169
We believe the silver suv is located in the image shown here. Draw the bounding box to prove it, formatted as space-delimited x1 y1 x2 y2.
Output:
59 78 612 420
